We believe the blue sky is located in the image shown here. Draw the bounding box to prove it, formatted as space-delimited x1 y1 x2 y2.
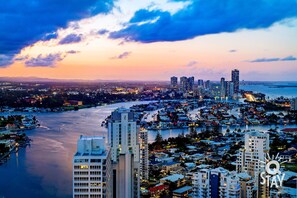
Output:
0 0 297 81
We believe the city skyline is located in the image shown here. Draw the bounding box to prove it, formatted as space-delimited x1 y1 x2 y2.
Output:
1 0 297 81
1 1 297 195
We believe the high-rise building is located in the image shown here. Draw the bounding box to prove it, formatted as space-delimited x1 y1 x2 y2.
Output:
139 129 149 182
237 173 254 198
108 108 141 198
197 79 204 88
290 97 297 110
73 136 112 198
170 76 178 89
188 76 195 92
108 108 140 163
204 80 210 90
220 77 226 98
236 130 269 197
231 69 240 94
192 167 240 198
180 76 188 92
113 153 135 198
226 81 234 98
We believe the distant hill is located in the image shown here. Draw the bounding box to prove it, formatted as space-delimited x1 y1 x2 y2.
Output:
0 76 94 83
0 76 167 83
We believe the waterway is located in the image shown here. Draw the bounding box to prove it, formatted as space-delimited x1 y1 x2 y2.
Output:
0 92 297 197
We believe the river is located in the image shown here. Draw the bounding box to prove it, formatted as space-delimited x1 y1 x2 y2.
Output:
0 101 151 198
0 100 296 198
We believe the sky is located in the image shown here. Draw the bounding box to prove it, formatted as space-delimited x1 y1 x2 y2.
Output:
0 0 297 81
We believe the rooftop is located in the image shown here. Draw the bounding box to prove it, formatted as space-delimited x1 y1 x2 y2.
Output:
173 186 192 194
79 136 105 141
160 174 184 182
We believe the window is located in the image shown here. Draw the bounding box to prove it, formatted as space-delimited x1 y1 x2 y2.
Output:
74 171 89 175
91 159 101 163
90 183 101 187
74 177 88 181
90 165 101 169
90 177 101 181
74 159 89 163
80 165 89 169
74 183 89 187
90 189 101 192
90 171 101 175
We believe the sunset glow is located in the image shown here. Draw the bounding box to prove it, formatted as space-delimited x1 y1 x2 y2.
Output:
1 0 297 81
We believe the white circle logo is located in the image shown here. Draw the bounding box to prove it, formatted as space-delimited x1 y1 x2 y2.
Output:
265 160 280 175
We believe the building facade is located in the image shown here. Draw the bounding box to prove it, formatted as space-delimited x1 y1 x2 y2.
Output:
197 79 204 88
220 77 226 98
192 167 240 198
290 97 297 111
236 131 270 197
231 69 240 94
108 108 140 163
139 129 149 182
73 136 112 198
226 81 234 99
180 76 188 92
188 76 195 92
108 108 141 198
171 76 178 89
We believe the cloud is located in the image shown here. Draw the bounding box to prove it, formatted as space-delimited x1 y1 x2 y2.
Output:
67 50 80 54
229 49 237 53
0 0 113 65
281 55 297 61
25 53 65 67
0 54 14 67
59 34 82 45
186 61 198 67
129 9 162 23
97 29 109 35
110 0 297 42
111 51 132 59
14 55 29 61
42 32 58 41
248 56 297 62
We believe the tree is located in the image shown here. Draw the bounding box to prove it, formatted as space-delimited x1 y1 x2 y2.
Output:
155 132 163 143
190 126 198 138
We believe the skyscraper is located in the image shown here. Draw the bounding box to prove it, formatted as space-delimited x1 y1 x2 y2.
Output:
226 81 234 98
180 76 188 92
197 79 204 88
231 69 240 94
236 131 269 197
188 76 195 92
73 136 112 198
139 129 149 182
108 108 141 198
170 76 178 89
220 77 226 98
108 108 140 163
204 80 210 90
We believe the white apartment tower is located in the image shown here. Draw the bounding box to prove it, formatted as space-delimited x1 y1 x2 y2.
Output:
108 108 141 198
192 169 211 198
108 108 140 163
192 167 240 198
73 136 112 198
236 130 269 197
236 131 269 176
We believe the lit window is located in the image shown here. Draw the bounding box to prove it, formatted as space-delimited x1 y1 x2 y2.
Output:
80 165 89 169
